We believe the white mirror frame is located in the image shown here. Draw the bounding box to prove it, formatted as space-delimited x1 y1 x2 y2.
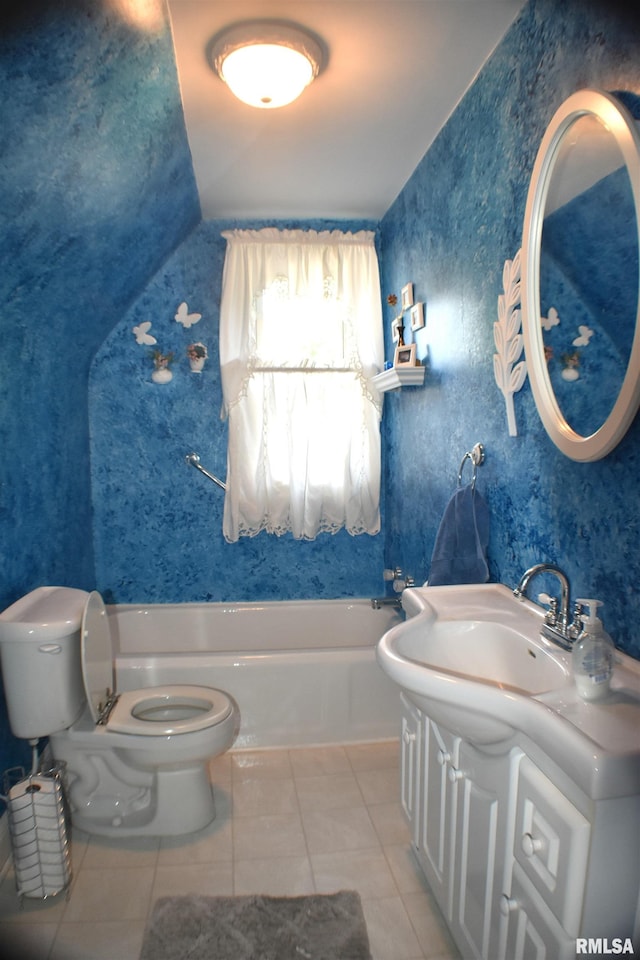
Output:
521 88 640 462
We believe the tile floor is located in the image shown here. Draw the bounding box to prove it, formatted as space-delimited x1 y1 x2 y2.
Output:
0 741 460 960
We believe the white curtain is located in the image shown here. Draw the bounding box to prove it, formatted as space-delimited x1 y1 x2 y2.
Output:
219 227 384 542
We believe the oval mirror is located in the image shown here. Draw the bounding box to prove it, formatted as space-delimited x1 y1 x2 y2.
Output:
521 89 640 461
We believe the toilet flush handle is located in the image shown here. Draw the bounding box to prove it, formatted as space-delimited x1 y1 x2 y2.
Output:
38 643 62 654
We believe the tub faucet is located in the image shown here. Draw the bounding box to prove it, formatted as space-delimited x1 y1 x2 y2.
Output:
371 596 402 610
513 563 579 651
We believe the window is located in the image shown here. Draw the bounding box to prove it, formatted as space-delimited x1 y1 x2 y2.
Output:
219 228 384 542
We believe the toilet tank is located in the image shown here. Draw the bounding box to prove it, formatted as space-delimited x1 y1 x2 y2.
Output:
0 586 89 740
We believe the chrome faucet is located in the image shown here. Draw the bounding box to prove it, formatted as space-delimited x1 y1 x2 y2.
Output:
513 563 580 651
371 596 402 610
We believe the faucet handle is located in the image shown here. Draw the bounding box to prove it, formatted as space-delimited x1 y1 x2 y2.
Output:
538 592 558 625
568 601 584 640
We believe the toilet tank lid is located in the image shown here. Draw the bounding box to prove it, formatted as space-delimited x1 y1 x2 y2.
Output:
0 586 90 642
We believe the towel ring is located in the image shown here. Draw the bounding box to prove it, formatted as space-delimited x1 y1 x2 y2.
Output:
457 442 485 490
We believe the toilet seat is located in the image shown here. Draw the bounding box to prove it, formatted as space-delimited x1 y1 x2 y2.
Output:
81 592 233 736
107 685 233 736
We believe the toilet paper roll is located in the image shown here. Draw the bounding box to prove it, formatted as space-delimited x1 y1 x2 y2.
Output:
41 865 68 882
8 776 56 803
7 782 63 842
11 835 38 858
38 847 69 865
15 859 44 882
17 872 69 898
32 795 58 815
33 837 69 856
9 809 37 834
18 877 48 897
11 818 38 840
36 829 66 847
8 777 65 833
9 778 58 831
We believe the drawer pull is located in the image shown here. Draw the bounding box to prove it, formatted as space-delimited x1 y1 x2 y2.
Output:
521 833 544 857
500 894 519 916
448 766 464 783
437 749 451 766
403 730 416 744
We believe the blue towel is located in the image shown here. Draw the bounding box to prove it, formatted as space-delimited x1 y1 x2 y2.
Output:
428 483 490 586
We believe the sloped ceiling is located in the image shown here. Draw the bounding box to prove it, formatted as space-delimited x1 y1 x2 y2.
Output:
168 0 525 219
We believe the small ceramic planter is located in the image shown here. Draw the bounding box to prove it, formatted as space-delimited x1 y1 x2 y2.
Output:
187 343 208 373
150 350 174 384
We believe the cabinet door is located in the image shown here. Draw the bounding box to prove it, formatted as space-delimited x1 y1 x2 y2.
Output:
416 717 458 916
501 863 576 960
451 740 504 960
513 757 590 936
400 694 422 842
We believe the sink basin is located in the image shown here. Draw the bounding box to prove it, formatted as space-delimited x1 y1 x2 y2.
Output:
376 583 640 799
396 619 569 694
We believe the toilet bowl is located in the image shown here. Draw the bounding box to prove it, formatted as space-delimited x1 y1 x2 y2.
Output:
0 587 240 837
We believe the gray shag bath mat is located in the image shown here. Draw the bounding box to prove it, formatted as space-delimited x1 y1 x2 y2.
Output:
139 891 372 960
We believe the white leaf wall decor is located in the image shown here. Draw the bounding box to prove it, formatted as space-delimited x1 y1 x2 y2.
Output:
493 249 527 437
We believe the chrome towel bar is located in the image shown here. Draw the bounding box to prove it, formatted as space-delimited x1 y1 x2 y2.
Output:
185 452 226 490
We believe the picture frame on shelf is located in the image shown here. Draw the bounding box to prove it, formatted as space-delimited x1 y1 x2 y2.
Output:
401 283 414 310
410 302 425 331
394 343 417 367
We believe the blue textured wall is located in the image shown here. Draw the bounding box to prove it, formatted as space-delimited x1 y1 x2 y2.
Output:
379 0 640 658
89 219 385 603
0 0 200 772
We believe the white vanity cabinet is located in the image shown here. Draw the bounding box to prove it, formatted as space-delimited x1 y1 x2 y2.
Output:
398 695 640 960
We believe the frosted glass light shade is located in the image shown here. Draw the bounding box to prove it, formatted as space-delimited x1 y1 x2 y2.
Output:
211 22 322 109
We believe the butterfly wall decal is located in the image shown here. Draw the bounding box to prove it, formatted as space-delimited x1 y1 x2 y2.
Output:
132 321 157 345
541 306 560 331
572 325 594 347
174 302 202 328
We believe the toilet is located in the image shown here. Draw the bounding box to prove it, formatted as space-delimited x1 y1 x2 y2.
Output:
0 587 239 837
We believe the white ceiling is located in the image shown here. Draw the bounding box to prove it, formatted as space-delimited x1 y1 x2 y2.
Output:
167 0 526 220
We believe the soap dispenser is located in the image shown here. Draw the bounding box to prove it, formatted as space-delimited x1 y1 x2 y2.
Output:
573 599 615 702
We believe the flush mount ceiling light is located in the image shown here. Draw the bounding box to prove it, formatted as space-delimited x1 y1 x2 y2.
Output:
210 21 323 109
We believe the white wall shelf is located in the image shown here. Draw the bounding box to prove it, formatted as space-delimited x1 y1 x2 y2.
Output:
372 366 425 392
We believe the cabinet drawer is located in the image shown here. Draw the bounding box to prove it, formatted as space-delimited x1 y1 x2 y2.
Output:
501 863 576 960
514 757 590 936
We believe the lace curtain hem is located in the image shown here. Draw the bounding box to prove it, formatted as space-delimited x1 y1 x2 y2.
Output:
227 517 381 542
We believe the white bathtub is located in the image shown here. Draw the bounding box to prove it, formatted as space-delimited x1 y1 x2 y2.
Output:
108 599 404 749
